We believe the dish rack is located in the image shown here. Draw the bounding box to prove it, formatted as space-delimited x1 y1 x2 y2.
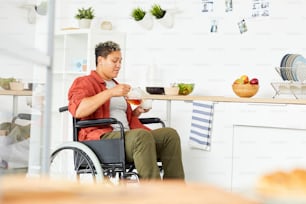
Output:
271 67 306 99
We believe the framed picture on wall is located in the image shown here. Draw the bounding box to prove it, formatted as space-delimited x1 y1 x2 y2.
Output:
251 0 269 17
201 0 214 12
225 0 233 12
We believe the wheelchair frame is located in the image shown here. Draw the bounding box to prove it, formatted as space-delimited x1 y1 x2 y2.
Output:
49 106 165 183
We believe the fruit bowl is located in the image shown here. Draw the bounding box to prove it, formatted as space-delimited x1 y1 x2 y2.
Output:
232 84 259 98
178 83 194 95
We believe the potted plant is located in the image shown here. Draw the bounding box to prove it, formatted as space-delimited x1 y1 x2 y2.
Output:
131 7 153 30
75 7 95 29
131 7 146 21
150 4 166 19
150 4 174 28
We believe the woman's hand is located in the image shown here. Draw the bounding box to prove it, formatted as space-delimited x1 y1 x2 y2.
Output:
132 106 150 117
111 84 131 97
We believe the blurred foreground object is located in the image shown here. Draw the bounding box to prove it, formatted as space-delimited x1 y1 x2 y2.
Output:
0 176 259 204
256 168 306 202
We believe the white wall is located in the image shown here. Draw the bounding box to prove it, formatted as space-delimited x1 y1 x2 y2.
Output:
52 0 306 183
0 1 48 122
1 0 303 178
55 0 306 98
0 1 34 122
0 1 49 176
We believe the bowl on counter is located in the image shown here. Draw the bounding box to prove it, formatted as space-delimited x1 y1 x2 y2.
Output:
0 78 17 90
146 87 165 95
232 84 259 98
9 82 24 91
177 83 194 95
164 86 179 95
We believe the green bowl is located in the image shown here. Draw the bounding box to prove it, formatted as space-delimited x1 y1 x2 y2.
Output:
178 83 194 95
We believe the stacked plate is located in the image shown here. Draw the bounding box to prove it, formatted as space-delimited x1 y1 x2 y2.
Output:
278 54 306 82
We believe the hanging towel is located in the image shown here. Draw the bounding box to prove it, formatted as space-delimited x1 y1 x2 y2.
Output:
189 101 214 151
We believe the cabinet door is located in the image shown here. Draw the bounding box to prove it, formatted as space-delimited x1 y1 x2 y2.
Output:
232 125 306 193
182 102 233 190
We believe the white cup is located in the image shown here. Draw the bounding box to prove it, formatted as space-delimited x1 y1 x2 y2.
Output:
141 99 152 110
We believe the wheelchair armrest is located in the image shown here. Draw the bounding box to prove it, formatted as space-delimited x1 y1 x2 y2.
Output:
59 106 123 128
16 113 31 121
75 118 125 140
139 117 165 127
59 106 68 113
12 113 32 124
75 118 119 128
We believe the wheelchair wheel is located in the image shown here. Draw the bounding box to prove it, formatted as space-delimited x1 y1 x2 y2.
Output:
49 142 103 183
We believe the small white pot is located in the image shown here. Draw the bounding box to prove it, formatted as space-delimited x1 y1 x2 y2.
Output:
78 19 92 29
137 13 153 30
156 11 174 28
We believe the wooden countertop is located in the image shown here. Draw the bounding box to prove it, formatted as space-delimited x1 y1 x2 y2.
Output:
0 176 260 204
143 95 306 105
0 90 32 96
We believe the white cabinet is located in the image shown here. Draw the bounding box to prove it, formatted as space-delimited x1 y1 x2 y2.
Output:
51 29 126 148
232 125 306 193
231 103 306 193
175 101 306 192
182 103 233 190
154 101 234 190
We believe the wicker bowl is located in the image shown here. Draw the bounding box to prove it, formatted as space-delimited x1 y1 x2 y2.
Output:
232 84 259 98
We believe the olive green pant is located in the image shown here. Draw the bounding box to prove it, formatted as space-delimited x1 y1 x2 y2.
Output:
102 127 185 180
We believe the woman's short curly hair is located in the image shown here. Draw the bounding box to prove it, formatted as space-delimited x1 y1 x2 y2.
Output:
95 41 121 66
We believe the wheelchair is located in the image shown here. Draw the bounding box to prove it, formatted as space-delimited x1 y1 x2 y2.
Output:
49 106 165 183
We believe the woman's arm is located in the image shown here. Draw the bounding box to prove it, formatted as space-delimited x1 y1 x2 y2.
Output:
75 84 131 118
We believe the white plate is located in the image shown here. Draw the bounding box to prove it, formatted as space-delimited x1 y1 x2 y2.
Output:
280 54 290 67
296 64 306 82
292 55 306 81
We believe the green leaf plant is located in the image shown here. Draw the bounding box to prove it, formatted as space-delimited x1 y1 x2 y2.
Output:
131 7 146 21
75 7 95 20
150 4 166 19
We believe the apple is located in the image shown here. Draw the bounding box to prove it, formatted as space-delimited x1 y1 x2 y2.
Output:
240 75 249 84
250 78 259 85
233 78 244 84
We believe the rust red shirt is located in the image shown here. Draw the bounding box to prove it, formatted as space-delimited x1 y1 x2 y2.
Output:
68 70 150 141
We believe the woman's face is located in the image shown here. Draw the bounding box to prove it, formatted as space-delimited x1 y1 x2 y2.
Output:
97 51 122 80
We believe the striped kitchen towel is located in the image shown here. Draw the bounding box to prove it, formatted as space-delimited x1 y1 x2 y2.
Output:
189 101 214 151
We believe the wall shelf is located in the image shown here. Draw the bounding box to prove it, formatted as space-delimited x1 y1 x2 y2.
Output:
51 29 126 150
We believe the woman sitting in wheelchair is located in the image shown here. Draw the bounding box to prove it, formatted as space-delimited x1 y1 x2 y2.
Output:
68 41 184 180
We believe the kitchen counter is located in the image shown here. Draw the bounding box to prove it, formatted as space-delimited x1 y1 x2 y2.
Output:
142 95 306 126
0 90 32 117
147 95 306 191
0 89 32 96
143 94 306 105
